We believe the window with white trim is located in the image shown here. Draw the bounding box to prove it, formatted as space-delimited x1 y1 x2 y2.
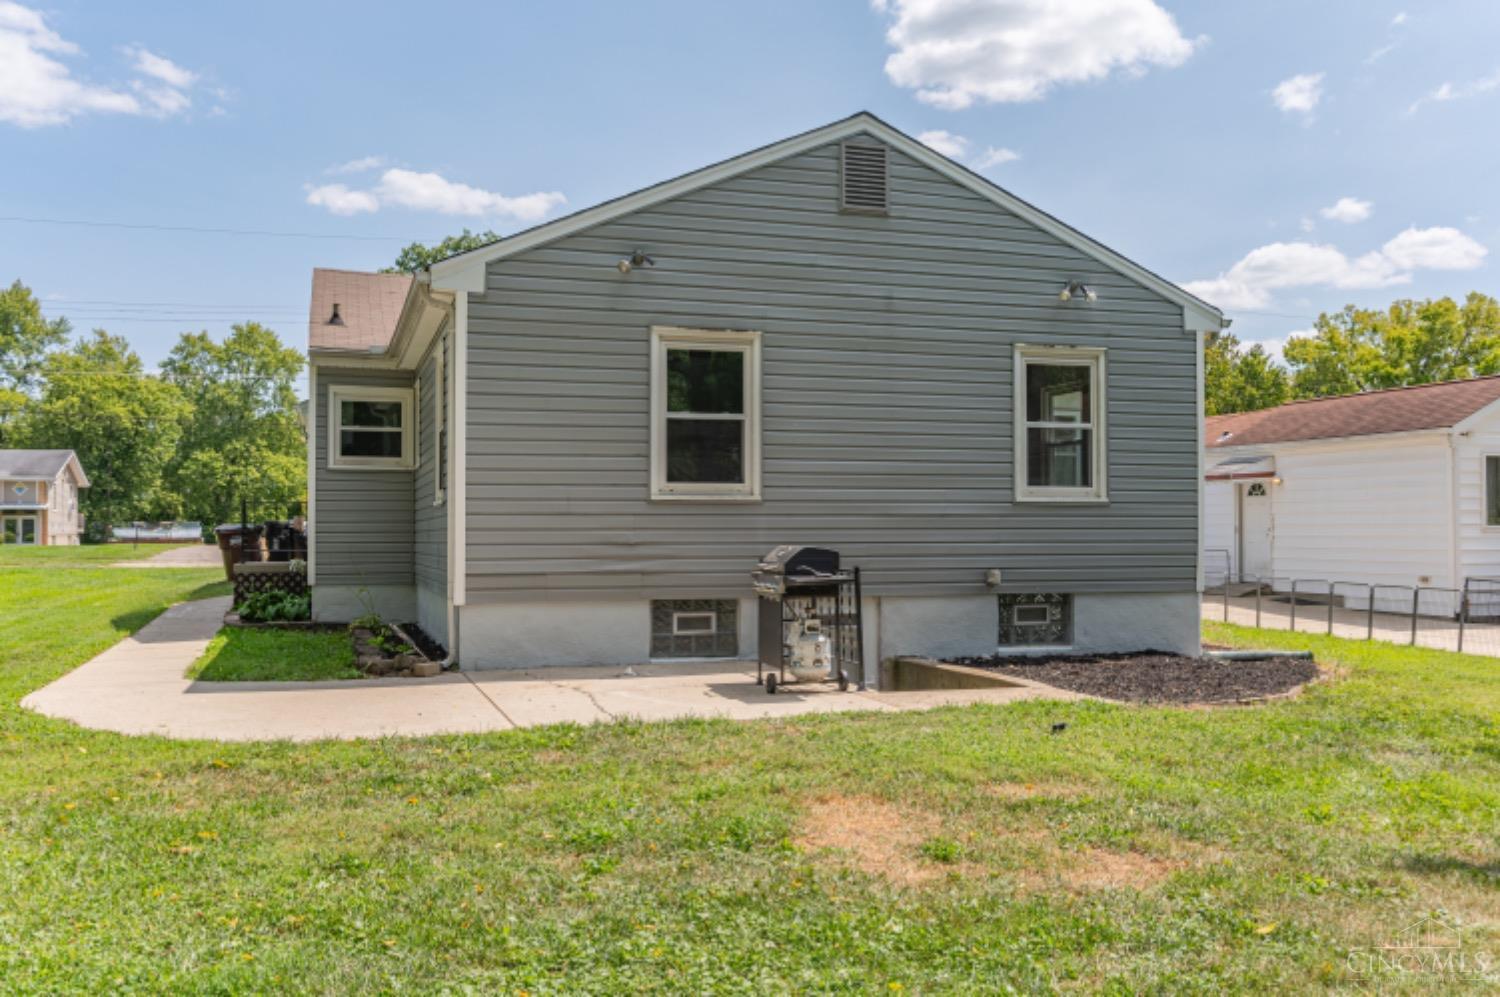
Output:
650 327 761 500
1486 455 1500 526
1014 346 1107 502
328 385 415 470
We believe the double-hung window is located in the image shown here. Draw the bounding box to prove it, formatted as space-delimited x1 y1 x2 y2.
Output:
432 343 447 504
1485 455 1500 526
650 326 761 500
328 385 415 470
1014 345 1107 502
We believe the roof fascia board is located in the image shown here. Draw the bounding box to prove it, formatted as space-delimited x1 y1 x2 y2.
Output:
426 113 1223 330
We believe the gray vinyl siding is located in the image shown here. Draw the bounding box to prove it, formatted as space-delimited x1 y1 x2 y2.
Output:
313 366 415 587
463 138 1197 601
414 332 449 595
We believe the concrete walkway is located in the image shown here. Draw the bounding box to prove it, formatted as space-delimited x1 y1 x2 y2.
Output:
112 544 223 568
21 598 1079 743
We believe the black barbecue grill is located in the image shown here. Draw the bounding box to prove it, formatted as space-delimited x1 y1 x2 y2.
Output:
752 545 865 693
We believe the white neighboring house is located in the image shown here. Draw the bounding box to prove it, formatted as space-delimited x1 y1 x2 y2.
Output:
0 449 89 546
1203 376 1500 608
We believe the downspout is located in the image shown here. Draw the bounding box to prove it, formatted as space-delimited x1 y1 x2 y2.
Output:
415 270 463 672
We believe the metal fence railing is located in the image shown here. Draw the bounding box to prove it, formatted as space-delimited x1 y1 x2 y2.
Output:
1200 560 1500 657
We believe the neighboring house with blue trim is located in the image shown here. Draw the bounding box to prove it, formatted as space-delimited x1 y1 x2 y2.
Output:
304 112 1224 677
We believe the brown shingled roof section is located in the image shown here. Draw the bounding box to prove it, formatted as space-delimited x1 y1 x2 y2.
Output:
1207 375 1500 448
308 268 412 352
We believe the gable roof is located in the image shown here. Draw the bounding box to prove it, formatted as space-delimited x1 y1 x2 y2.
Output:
425 112 1225 332
308 268 413 353
0 449 88 486
1206 376 1500 448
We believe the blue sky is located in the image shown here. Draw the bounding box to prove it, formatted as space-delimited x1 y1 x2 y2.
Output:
2 0 1497 380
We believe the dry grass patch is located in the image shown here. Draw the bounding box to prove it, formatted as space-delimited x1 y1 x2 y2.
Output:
797 794 953 886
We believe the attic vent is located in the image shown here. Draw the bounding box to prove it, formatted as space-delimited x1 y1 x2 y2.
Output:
840 141 889 214
327 303 344 326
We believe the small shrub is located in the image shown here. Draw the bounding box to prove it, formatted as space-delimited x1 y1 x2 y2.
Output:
919 837 962 864
238 590 311 623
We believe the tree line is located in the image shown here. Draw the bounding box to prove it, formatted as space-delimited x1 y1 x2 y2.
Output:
0 279 305 536
1207 291 1500 415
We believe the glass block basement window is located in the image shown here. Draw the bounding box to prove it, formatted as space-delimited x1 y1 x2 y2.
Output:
650 599 738 658
997 594 1071 646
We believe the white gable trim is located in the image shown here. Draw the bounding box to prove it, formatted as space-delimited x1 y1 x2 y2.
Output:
428 113 1224 331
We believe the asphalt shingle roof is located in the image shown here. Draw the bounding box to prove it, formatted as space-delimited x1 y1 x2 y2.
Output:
308 268 412 353
1206 376 1500 448
0 449 83 481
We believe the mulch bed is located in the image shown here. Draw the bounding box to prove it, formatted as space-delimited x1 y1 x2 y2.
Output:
944 651 1321 704
398 623 447 662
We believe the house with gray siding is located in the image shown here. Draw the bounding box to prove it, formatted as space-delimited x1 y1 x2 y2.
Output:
305 113 1224 677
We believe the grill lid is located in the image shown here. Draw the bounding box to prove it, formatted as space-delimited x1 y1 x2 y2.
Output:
754 545 839 578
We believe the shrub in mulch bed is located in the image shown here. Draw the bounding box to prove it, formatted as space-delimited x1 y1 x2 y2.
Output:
944 651 1321 704
350 618 440 678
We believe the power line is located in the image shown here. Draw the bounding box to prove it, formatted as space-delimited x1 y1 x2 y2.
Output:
0 214 416 242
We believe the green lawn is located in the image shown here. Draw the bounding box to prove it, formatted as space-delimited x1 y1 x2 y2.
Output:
0 542 198 567
1 565 1496 992
188 627 361 682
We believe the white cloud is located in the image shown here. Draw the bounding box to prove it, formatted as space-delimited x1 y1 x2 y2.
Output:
1380 226 1487 270
305 168 567 222
1407 68 1500 115
973 146 1020 169
125 47 195 89
873 0 1201 108
304 183 380 216
1272 72 1324 116
1391 12 1408 26
326 155 385 175
1366 12 1408 63
1319 197 1372 223
0 4 200 127
1184 227 1487 310
917 129 968 158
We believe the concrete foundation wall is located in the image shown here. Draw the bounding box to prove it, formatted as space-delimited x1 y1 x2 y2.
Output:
1072 592 1201 656
312 584 415 625
454 590 1200 675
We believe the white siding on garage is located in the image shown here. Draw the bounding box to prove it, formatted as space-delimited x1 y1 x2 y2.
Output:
1254 434 1454 590
1202 479 1237 582
1452 407 1500 584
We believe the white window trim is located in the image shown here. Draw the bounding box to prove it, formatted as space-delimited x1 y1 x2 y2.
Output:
433 343 447 506
672 610 717 635
649 326 762 502
1483 453 1500 530
1013 344 1108 504
327 384 416 471
1012 604 1051 626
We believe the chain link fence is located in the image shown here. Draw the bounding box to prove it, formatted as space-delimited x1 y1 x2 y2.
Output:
1202 549 1500 657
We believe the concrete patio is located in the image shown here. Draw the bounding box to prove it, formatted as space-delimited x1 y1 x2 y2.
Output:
21 597 1081 742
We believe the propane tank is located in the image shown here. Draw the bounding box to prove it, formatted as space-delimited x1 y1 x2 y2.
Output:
785 617 833 681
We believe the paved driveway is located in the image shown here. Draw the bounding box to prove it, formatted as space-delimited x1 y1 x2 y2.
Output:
22 598 1078 742
111 544 224 568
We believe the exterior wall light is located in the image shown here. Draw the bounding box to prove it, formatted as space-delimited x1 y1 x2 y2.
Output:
1058 280 1097 303
617 250 655 274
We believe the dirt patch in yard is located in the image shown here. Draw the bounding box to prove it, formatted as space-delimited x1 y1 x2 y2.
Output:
945 652 1320 704
797 795 949 886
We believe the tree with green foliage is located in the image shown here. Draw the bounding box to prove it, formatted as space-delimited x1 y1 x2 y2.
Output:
0 280 71 444
1204 331 1290 416
1283 292 1500 397
384 228 499 273
12 332 185 531
159 322 306 527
